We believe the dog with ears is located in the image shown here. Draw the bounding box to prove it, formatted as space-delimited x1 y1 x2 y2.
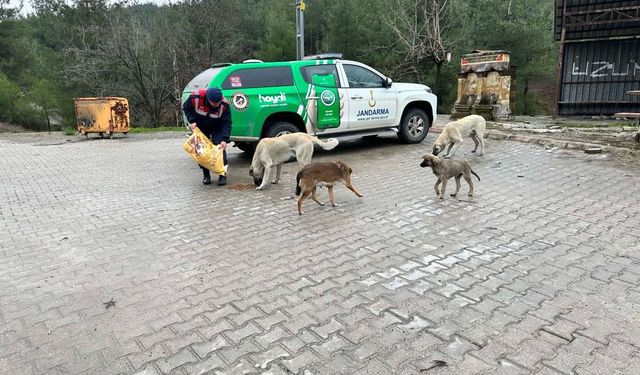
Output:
432 114 486 158
420 153 480 199
295 161 363 215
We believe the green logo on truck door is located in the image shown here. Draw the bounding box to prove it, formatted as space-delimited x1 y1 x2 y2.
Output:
320 90 336 106
312 74 340 129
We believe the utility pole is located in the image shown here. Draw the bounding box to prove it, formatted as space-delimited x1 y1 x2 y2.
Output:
296 0 305 60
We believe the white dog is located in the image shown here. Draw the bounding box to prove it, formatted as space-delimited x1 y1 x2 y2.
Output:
250 133 339 190
432 114 486 157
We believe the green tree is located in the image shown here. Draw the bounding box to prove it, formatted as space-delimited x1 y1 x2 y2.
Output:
0 0 20 20
27 79 59 131
323 0 391 65
256 0 296 61
0 19 37 86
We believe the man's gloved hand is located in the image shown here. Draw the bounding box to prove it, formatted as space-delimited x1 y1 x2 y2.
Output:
189 123 197 130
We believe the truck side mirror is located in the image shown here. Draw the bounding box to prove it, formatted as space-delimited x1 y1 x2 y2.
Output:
384 77 393 88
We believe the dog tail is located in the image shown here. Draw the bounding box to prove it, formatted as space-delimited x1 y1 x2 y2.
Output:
313 137 339 150
295 170 302 196
471 169 480 181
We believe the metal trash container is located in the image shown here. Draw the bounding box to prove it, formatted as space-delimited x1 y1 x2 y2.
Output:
74 97 130 138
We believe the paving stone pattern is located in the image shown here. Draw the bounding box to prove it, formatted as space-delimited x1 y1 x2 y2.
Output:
1 133 640 375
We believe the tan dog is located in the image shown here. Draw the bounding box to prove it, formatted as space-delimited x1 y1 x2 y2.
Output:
295 161 363 215
420 154 480 199
432 114 486 157
250 133 339 190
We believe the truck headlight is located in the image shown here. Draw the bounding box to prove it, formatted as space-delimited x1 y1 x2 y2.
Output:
425 87 432 94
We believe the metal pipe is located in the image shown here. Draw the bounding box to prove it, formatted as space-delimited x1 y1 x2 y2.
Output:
554 0 568 117
296 0 305 60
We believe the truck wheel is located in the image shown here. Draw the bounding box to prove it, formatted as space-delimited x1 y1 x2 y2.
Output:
398 108 430 144
266 121 299 138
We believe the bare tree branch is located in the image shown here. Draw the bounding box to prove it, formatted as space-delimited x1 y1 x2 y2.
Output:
60 0 242 126
384 0 450 90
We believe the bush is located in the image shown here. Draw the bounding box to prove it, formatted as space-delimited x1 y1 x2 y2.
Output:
0 73 21 122
0 73 52 130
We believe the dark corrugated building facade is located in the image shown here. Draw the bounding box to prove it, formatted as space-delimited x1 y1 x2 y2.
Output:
555 0 640 115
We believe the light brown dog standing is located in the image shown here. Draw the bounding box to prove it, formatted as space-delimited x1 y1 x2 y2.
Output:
432 114 486 157
295 161 363 215
420 154 480 199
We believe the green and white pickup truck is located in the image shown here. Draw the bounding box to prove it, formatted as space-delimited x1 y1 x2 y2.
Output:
182 54 437 152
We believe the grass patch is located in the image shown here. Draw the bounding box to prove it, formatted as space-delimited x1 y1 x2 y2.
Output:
129 126 186 133
64 127 77 135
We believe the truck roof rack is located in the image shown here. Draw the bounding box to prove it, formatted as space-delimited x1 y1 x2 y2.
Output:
242 59 264 63
211 63 233 68
302 53 343 60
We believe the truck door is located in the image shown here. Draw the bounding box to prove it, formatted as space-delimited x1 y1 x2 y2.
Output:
340 63 397 130
298 63 348 133
311 74 341 129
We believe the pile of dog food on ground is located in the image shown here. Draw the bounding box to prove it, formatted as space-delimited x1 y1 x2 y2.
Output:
227 183 255 191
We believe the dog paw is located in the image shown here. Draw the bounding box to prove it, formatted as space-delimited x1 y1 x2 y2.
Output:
332 203 338 207
450 193 457 197
256 186 265 191
468 193 473 197
438 195 444 199
471 150 476 153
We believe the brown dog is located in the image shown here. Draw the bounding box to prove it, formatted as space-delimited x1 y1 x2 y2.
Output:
420 154 480 199
295 161 363 215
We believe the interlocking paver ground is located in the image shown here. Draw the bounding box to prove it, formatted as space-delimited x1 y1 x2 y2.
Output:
1 130 640 375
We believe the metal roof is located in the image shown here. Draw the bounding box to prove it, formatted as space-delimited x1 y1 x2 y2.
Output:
555 0 640 41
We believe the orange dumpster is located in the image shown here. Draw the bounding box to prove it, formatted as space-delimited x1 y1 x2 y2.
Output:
74 97 130 138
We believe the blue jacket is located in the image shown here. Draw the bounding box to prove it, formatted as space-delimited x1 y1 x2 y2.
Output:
183 88 232 143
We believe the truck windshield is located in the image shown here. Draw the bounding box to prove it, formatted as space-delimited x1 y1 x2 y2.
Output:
184 67 226 92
